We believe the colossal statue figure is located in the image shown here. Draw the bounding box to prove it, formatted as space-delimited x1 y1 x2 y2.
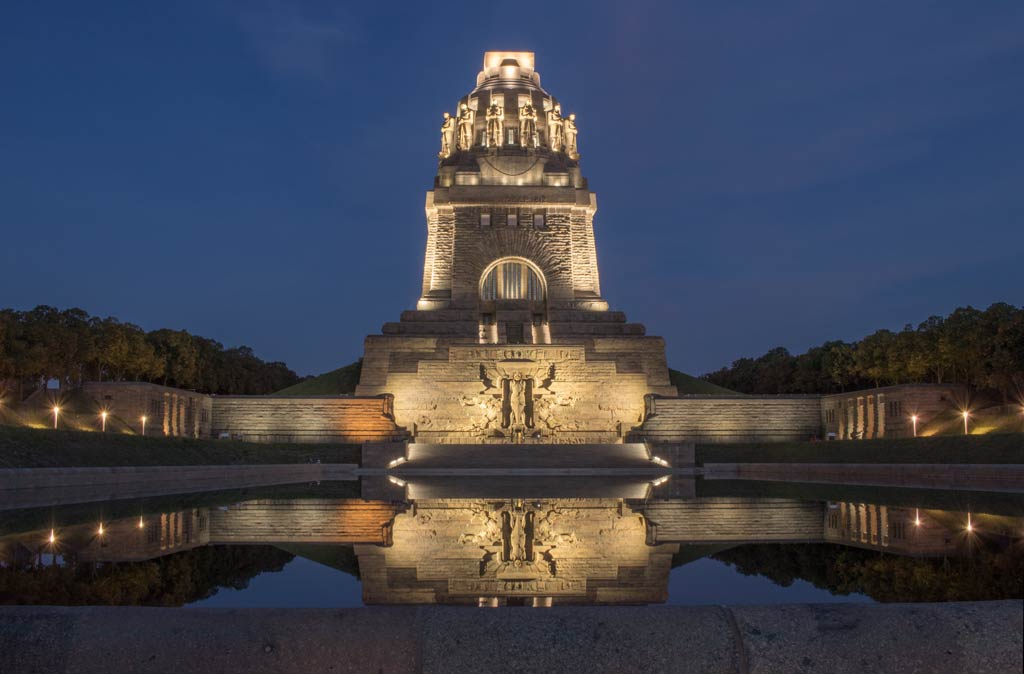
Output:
563 113 578 159
547 104 563 152
485 102 504 147
519 102 538 148
456 103 475 150
508 373 527 427
439 111 456 158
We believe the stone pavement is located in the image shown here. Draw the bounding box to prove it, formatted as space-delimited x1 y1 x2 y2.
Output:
2 601 1020 674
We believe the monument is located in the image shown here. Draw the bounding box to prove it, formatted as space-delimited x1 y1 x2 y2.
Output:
356 52 677 443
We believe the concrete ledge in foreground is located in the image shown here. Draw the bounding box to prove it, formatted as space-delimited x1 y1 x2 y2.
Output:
1 601 1020 674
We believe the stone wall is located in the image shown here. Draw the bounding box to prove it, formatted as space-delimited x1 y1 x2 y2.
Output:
210 395 409 444
643 497 825 544
822 384 966 439
632 395 823 444
81 382 212 439
208 499 400 545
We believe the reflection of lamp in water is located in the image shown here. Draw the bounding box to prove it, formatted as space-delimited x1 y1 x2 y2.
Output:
914 509 921 527
911 415 918 437
962 410 970 435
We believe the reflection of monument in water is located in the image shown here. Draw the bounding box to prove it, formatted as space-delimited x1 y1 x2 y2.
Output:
2 491 992 606
355 51 677 444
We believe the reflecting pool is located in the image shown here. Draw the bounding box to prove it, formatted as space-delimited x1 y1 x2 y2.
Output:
2 477 1021 607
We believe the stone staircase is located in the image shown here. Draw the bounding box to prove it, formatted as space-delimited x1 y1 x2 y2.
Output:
399 442 654 470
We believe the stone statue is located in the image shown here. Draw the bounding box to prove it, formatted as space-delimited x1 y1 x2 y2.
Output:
439 111 456 158
456 103 475 150
509 510 527 563
508 373 527 426
485 102 504 147
519 102 538 148
547 104 563 151
563 113 578 158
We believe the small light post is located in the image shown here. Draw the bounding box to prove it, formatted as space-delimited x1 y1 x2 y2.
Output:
100 411 108 433
141 415 147 436
962 410 970 435
911 414 918 437
51 406 60 429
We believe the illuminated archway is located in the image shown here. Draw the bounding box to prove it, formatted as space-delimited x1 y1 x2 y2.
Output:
479 257 546 302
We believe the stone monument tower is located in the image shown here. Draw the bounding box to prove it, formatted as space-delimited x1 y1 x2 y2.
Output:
357 52 676 443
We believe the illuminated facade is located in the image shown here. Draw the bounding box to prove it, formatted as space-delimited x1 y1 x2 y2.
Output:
356 52 676 443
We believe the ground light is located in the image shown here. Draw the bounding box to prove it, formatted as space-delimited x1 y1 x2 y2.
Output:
138 516 145 530
966 512 973 533
48 529 56 545
100 410 108 432
97 523 104 536
911 414 919 437
914 509 921 526
962 410 970 435
141 415 147 436
51 406 60 429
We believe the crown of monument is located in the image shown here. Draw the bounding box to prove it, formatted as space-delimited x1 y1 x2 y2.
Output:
438 51 579 163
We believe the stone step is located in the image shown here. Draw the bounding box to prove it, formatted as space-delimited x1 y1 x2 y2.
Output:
400 443 653 469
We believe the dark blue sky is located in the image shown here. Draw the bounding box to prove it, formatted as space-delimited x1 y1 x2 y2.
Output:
3 2 1022 377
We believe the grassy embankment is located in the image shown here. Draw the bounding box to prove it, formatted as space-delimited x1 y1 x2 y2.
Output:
0 426 359 468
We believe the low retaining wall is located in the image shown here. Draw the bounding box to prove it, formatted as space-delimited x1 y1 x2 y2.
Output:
211 395 409 444
634 395 823 444
2 602 1020 674
703 463 1024 492
0 464 357 510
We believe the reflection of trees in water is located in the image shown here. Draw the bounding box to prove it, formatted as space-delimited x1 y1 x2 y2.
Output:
712 543 1024 602
0 545 293 606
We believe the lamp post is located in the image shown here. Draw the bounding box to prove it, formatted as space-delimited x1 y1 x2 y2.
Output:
911 414 918 437
962 410 970 435
100 411 108 433
141 415 147 436
52 406 60 429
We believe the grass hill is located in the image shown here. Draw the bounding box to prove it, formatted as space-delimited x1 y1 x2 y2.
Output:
669 368 736 394
273 361 731 397
273 360 363 396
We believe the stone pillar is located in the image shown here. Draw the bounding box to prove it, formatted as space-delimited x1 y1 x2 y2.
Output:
876 393 887 439
866 395 876 439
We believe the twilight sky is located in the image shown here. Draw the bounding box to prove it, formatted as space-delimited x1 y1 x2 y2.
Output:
2 1 1022 377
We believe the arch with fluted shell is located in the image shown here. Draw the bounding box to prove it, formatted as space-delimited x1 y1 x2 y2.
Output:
478 256 547 302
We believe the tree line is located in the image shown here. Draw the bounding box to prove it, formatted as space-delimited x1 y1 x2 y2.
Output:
0 306 302 397
702 303 1024 399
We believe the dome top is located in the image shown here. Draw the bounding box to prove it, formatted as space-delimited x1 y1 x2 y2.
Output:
436 52 581 166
